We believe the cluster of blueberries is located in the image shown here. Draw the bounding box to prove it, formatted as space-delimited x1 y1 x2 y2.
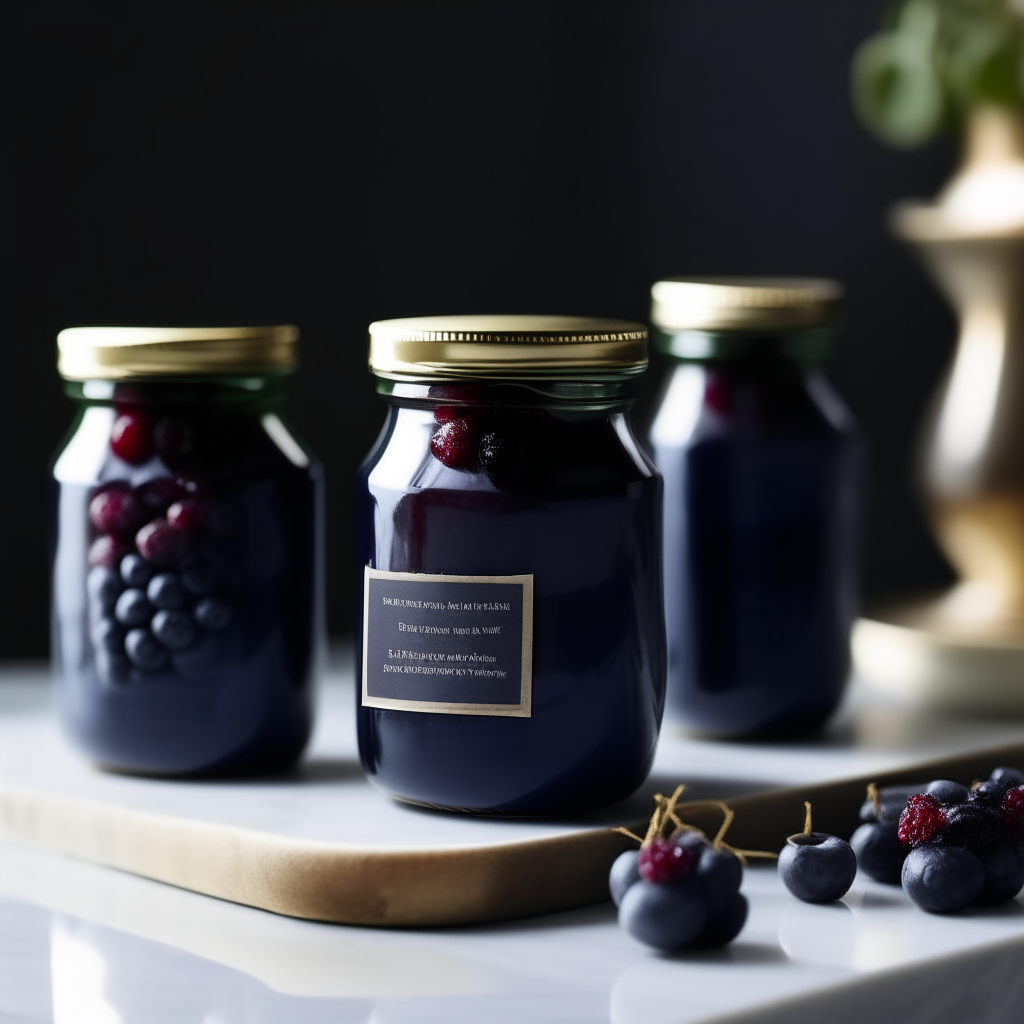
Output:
86 476 233 685
609 834 748 952
613 766 1024 953
851 766 1024 913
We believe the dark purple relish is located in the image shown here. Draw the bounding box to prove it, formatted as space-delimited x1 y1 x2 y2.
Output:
650 351 861 737
355 384 665 814
52 382 322 775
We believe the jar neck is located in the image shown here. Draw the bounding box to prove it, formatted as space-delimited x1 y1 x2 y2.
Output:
63 375 291 412
655 326 835 366
376 377 637 413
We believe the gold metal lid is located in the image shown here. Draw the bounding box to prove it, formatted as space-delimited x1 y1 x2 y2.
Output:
57 325 299 380
368 315 648 379
650 278 843 333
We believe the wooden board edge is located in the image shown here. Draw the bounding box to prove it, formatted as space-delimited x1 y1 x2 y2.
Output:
2 739 1023 928
0 783 634 927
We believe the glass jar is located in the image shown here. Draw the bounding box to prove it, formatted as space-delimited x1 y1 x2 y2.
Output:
356 316 665 814
52 326 323 775
648 280 862 738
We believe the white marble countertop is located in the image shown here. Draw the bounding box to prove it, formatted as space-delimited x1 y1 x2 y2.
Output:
2 656 1024 1023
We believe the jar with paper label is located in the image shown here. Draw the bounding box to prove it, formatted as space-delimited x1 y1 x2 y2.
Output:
52 326 323 775
356 315 665 813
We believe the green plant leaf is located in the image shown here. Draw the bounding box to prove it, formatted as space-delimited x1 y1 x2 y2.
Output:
852 32 947 147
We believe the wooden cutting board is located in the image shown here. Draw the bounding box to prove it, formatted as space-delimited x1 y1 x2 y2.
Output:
2 676 1024 928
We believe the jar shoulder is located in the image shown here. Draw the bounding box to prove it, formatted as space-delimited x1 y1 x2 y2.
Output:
650 363 858 451
362 405 657 498
54 404 318 486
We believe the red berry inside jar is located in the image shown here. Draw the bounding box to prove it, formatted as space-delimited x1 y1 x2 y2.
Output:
429 417 478 469
88 483 145 536
52 325 320 778
135 517 191 568
109 410 153 465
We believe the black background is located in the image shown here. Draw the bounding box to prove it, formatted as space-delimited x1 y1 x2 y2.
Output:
6 1 958 655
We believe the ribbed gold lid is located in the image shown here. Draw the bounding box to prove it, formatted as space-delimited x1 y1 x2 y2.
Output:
57 325 299 380
651 278 843 333
368 315 648 379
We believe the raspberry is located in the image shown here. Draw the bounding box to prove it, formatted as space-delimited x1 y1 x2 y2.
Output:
109 410 153 465
433 406 463 424
430 418 477 469
898 794 947 848
1003 785 1024 841
638 837 696 884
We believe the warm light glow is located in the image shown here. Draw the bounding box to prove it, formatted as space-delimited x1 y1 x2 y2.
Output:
930 307 1005 487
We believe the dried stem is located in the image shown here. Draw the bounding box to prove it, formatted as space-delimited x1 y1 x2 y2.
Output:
866 782 880 814
611 785 778 864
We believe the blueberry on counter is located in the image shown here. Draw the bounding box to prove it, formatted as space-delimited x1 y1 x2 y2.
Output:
902 845 984 913
990 766 1024 793
858 783 918 824
695 844 743 908
925 779 970 805
609 850 640 908
850 820 902 883
975 843 1024 906
971 780 1006 807
692 844 747 948
692 893 748 949
619 877 709 952
940 799 1005 852
780 803 857 903
610 787 772 952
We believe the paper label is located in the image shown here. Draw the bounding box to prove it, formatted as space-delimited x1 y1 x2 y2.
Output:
361 568 533 717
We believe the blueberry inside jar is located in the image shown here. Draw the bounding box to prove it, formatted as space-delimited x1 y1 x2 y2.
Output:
356 316 666 814
52 326 323 775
